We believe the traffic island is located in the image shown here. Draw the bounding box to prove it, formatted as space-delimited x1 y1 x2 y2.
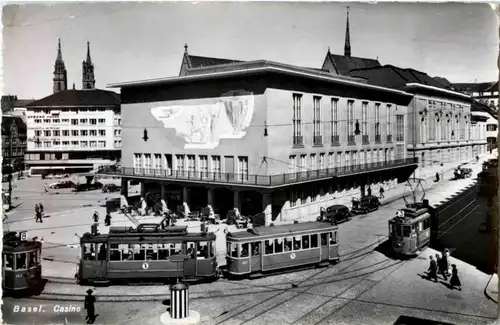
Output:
160 282 200 325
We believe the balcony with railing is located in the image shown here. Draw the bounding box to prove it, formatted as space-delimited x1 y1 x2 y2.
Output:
375 134 381 144
313 135 323 146
331 135 340 146
292 135 304 148
98 157 418 189
348 135 356 146
387 134 393 143
362 135 369 145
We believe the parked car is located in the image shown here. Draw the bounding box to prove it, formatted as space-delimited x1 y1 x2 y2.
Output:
75 181 104 192
49 180 76 189
317 204 351 225
102 183 121 193
351 195 380 215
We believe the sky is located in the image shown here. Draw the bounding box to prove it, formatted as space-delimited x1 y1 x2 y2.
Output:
2 2 498 99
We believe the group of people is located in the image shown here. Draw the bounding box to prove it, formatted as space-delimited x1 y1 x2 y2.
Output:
365 186 385 199
427 248 462 291
92 211 112 226
34 203 44 223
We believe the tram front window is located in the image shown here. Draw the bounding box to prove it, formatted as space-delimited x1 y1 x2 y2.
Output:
16 253 27 270
390 223 403 237
402 226 411 237
83 243 95 260
28 251 37 267
3 254 13 270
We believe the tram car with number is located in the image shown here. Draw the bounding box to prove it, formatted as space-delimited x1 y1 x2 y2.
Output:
388 202 432 257
77 222 218 285
225 222 339 277
2 231 43 295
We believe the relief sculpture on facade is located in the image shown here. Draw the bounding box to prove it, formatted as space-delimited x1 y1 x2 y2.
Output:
150 90 254 149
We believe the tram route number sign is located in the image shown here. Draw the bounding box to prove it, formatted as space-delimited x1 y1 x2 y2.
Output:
396 210 405 218
19 231 28 241
290 253 296 260
142 262 149 270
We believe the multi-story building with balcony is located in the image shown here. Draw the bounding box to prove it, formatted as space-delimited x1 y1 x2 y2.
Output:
453 81 499 112
347 65 483 178
24 39 121 175
100 59 418 225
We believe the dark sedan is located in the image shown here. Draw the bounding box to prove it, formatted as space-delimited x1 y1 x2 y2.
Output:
102 183 121 193
74 181 104 192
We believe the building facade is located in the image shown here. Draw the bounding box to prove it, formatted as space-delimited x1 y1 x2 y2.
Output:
2 115 27 171
102 60 417 225
24 39 121 175
453 82 498 111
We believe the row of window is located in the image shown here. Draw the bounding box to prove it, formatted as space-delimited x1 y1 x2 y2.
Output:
82 242 215 261
3 250 41 271
292 94 404 140
34 129 110 137
487 124 498 132
288 146 405 173
31 108 110 114
228 232 337 258
34 140 108 149
133 153 249 178
390 218 431 238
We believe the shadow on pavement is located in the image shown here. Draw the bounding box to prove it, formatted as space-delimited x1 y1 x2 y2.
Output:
393 315 455 325
374 238 414 261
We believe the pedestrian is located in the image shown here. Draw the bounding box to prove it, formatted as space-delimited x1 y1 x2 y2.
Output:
104 212 111 226
379 186 385 200
93 211 99 223
84 289 96 324
435 172 440 182
367 187 372 197
44 183 48 193
449 264 462 291
320 207 326 220
35 211 43 223
436 253 448 280
442 248 450 276
427 255 438 282
39 203 44 215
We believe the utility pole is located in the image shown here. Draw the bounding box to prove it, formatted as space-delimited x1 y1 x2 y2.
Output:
7 119 14 209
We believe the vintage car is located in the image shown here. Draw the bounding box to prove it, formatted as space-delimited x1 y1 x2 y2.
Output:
74 181 104 192
454 166 472 180
49 180 76 189
351 195 380 215
317 204 352 225
102 183 121 193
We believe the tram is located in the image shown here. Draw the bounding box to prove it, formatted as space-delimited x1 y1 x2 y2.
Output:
226 221 339 277
77 221 218 285
2 231 43 295
388 179 434 257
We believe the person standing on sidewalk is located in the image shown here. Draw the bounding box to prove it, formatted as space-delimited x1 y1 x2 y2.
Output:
436 253 448 280
427 255 438 282
93 211 99 223
449 264 462 291
379 186 385 200
84 289 96 324
367 186 372 197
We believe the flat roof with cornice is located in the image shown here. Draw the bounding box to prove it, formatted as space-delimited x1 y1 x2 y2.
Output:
108 60 414 97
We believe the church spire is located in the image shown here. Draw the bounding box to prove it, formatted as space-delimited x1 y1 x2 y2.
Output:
344 6 351 58
53 38 67 93
82 41 95 90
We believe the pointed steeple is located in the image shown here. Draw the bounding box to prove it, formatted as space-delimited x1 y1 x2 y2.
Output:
86 41 92 64
344 6 351 58
184 43 192 68
82 41 95 90
53 38 67 93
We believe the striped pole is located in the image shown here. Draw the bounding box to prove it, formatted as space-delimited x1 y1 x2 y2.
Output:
170 282 189 319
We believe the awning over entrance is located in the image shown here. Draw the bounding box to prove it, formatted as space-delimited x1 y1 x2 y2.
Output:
97 158 418 190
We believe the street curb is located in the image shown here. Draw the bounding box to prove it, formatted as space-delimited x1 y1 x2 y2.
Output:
484 274 497 304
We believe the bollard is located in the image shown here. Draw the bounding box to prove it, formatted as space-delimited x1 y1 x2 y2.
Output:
170 282 189 319
160 281 200 325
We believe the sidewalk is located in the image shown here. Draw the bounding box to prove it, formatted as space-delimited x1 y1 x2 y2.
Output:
485 274 499 304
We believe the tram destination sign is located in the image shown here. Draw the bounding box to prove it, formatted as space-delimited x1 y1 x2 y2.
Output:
19 231 28 241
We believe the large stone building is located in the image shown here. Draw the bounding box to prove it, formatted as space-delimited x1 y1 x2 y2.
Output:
346 65 481 178
453 81 498 112
24 39 121 175
102 59 418 225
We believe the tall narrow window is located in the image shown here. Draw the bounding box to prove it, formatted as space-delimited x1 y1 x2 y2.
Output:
238 157 249 181
428 100 436 141
176 155 185 173
310 154 316 170
187 155 195 176
362 102 368 142
211 156 221 178
154 154 162 171
328 152 335 169
347 100 354 143
134 153 142 173
300 154 307 176
441 102 447 141
144 154 152 174
313 96 322 145
375 103 381 141
386 104 392 137
292 94 303 146
289 155 296 179
199 155 208 177
319 153 325 170
396 115 405 142
331 99 339 143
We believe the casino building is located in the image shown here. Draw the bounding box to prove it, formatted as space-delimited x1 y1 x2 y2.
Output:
100 58 418 225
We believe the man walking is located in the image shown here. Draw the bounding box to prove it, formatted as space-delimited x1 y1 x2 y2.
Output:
379 186 385 200
84 289 96 324
427 255 438 282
